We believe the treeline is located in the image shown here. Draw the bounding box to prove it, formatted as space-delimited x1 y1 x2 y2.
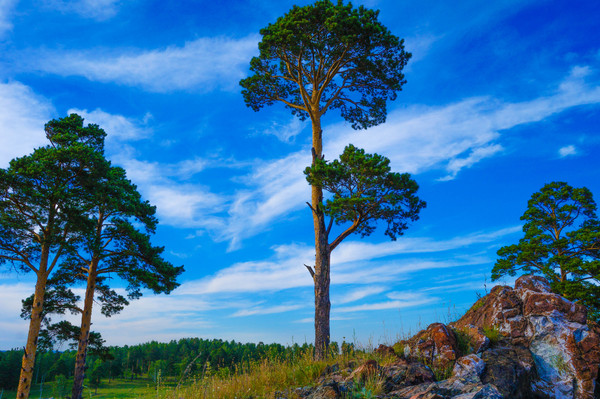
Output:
0 337 346 390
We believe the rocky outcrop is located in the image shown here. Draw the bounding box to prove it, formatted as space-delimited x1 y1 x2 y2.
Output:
283 275 600 399
454 274 600 399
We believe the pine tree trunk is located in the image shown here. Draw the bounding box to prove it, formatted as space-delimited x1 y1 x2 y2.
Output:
71 262 98 399
16 263 48 399
310 116 331 360
314 240 331 359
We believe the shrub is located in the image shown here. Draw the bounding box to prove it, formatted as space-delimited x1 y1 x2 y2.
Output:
482 326 502 345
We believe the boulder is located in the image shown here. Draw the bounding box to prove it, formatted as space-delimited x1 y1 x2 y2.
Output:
381 360 435 392
452 354 485 380
400 323 459 370
453 285 527 345
480 345 535 398
514 274 552 293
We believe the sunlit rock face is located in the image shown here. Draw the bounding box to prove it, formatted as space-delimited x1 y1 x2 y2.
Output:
291 275 599 399
454 274 600 399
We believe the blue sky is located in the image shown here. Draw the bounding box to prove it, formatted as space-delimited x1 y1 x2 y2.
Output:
0 0 599 349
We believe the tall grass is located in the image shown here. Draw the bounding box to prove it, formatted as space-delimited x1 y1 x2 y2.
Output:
168 348 398 399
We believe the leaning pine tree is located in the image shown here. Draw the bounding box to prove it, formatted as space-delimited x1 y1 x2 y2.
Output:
42 115 184 399
240 0 413 358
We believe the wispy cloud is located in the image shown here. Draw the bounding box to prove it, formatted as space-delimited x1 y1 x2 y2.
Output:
335 286 387 304
0 0 17 37
43 0 121 20
231 304 304 317
209 66 600 246
325 66 600 180
217 151 312 250
183 226 518 296
68 108 152 143
0 81 54 167
336 292 436 313
21 35 259 92
259 117 307 143
68 108 232 231
558 145 577 158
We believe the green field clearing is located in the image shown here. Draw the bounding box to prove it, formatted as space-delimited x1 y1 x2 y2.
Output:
0 379 180 399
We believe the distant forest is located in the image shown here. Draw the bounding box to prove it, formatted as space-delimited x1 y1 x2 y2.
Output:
0 337 343 390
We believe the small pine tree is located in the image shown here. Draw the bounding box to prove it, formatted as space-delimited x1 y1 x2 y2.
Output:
492 181 600 320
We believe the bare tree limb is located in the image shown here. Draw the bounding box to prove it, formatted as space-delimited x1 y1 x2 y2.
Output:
304 264 315 279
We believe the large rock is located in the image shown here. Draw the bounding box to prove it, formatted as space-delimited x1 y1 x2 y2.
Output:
453 285 527 345
454 274 600 399
381 360 435 392
480 345 536 398
400 323 459 371
452 354 485 380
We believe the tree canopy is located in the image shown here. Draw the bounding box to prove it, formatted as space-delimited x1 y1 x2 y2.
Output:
492 181 600 320
0 114 106 398
305 144 425 252
39 114 184 399
240 0 411 130
1 113 183 398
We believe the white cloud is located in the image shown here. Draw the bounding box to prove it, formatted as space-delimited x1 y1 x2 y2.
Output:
231 304 304 317
51 109 227 232
219 151 312 249
324 66 600 180
335 286 387 304
184 226 517 296
260 117 307 143
0 81 55 167
210 66 600 246
559 145 577 158
0 282 35 348
109 149 227 231
44 0 121 20
0 0 17 37
68 108 152 143
24 35 259 92
336 293 436 313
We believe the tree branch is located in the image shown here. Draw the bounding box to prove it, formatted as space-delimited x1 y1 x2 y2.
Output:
304 264 315 279
329 218 361 252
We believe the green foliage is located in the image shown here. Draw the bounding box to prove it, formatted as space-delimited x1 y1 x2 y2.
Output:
470 297 485 312
305 144 426 244
550 353 570 375
492 181 600 320
453 328 475 356
51 374 70 398
0 113 104 272
430 363 454 382
240 0 410 129
482 326 502 345
88 359 106 391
